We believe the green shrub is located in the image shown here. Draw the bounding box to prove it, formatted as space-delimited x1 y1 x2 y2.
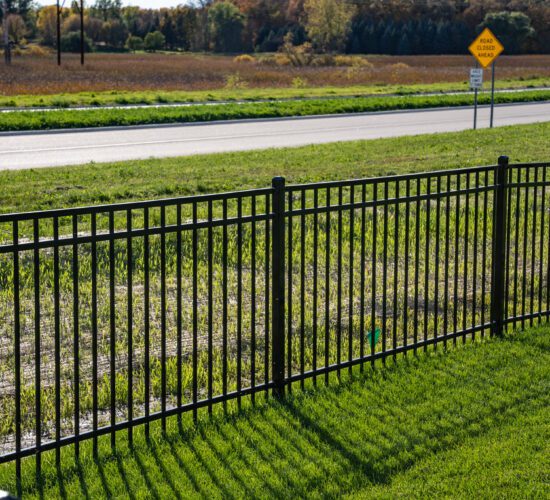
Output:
60 31 93 53
126 35 144 52
144 31 165 52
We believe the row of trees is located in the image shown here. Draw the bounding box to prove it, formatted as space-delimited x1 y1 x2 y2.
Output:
1 0 549 58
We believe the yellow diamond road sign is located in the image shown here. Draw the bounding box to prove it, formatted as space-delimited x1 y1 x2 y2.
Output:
469 28 504 68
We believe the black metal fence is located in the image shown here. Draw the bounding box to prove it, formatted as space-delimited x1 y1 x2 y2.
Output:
0 157 549 484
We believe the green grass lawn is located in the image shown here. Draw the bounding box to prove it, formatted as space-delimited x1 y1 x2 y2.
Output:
1 89 549 132
1 120 549 214
2 77 549 109
0 123 548 498
1 326 547 498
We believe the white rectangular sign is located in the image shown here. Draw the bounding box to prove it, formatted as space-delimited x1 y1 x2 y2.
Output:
470 68 484 90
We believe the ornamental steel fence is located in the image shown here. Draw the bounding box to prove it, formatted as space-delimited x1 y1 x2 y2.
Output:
0 156 548 487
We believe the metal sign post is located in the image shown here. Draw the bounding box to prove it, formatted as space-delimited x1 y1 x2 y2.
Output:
470 67 483 130
474 86 478 130
468 28 504 130
490 62 496 128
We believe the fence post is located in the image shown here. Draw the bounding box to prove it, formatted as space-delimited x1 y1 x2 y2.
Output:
491 155 509 336
271 176 286 397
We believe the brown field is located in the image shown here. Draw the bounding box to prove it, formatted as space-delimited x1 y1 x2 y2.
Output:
1 53 550 95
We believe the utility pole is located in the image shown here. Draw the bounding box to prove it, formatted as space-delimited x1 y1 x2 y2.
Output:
79 0 84 65
56 0 61 65
2 0 11 66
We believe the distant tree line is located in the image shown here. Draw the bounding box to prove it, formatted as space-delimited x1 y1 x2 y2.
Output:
1 0 548 57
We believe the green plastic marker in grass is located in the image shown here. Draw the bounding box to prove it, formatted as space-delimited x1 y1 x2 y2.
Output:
367 328 381 350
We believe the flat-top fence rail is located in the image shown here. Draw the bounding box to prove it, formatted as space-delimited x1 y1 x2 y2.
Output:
0 157 549 486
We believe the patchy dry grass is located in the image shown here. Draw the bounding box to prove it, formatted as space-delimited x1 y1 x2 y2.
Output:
1 53 550 96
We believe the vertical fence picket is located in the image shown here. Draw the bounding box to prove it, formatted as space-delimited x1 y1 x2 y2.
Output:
404 179 411 350
453 175 461 345
287 190 293 391
424 179 431 351
13 221 21 491
371 182 378 368
176 204 183 423
443 175 451 346
348 185 355 373
325 187 331 383
72 215 79 458
237 197 243 408
313 189 319 383
472 171 480 338
539 166 546 322
160 206 167 432
300 190 306 387
491 156 509 337
481 169 489 336
392 182 399 361
434 176 441 347
413 178 420 354
127 209 133 445
463 173 470 343
143 207 150 439
53 217 61 464
271 177 286 397
192 203 198 422
109 211 116 448
359 184 366 369
521 167 530 330
382 181 388 362
91 213 98 455
337 186 343 377
208 199 214 412
33 218 41 478
250 196 257 402
530 168 538 326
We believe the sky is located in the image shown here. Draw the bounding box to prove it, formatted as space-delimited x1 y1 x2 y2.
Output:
35 1 187 7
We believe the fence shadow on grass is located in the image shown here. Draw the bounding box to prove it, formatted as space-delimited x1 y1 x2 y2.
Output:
13 329 546 499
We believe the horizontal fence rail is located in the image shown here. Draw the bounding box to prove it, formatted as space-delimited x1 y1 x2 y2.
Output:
0 158 549 488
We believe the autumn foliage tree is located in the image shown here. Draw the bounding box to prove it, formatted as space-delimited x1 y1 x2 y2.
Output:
304 0 354 52
4 0 550 56
208 1 245 53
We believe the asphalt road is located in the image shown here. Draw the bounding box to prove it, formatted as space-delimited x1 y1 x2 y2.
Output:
0 101 548 170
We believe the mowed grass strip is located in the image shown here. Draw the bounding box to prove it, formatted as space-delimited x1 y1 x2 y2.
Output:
1 121 549 214
1 327 547 498
2 77 549 108
1 89 549 132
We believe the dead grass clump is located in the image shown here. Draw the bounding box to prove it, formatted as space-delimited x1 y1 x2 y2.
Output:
233 54 255 64
334 55 374 68
391 62 411 70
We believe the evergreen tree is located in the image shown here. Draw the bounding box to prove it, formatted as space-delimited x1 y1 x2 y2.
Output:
380 21 396 55
434 21 451 54
397 31 411 55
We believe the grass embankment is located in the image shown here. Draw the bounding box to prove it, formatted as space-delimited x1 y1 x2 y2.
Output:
1 89 549 132
2 77 549 108
1 327 547 498
1 121 548 213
